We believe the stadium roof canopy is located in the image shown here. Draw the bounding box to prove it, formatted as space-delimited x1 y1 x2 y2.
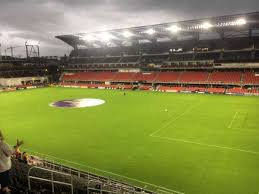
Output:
56 12 259 49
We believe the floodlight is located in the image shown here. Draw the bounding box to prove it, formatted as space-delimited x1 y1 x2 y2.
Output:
201 22 213 29
167 25 181 33
98 32 114 42
235 18 246 25
145 28 156 35
122 30 133 38
25 40 40 45
82 34 95 42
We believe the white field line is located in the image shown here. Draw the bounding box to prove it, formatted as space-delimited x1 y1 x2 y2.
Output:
150 102 201 137
228 128 259 134
228 111 239 129
152 135 259 156
23 148 185 194
158 188 182 194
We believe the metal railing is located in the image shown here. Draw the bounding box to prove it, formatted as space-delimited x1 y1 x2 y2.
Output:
28 166 74 194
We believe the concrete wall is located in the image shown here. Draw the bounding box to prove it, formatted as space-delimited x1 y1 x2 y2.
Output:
0 76 48 86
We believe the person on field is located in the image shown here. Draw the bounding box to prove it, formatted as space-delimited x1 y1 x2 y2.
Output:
0 130 23 194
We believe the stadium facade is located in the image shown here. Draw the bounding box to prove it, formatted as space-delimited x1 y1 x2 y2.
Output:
57 12 259 95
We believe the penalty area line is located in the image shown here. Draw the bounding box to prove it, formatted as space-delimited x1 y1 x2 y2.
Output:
150 102 202 137
23 148 185 194
151 135 259 156
228 111 238 129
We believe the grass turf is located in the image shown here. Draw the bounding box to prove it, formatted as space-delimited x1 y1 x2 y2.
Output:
0 87 259 194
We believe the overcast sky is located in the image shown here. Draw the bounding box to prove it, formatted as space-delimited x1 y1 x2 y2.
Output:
0 0 258 57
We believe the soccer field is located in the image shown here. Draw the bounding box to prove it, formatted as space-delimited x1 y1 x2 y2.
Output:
1 87 259 194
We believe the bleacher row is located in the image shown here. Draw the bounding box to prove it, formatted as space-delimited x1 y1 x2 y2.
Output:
62 71 259 85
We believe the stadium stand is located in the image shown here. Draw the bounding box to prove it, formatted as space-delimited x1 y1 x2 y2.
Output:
113 72 136 82
207 87 226 94
183 86 207 92
135 72 157 82
93 71 116 81
226 87 248 94
178 71 209 83
60 70 259 96
139 85 153 90
243 71 259 85
155 72 181 83
208 71 242 84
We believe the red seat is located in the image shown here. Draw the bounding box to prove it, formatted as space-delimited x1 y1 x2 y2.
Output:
207 88 225 93
135 73 157 82
178 72 209 83
243 72 259 84
113 72 137 81
156 72 180 83
209 72 241 84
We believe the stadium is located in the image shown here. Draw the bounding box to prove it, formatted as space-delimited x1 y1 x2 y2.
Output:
0 9 259 194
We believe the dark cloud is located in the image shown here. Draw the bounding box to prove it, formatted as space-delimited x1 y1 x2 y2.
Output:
0 0 258 56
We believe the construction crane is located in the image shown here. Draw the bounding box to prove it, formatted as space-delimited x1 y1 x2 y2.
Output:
6 46 24 57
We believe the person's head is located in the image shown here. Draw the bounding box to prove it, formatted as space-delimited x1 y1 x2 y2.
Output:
0 130 4 141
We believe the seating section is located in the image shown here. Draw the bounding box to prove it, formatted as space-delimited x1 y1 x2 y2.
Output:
139 85 153 90
209 71 241 84
179 71 209 83
62 71 259 87
61 82 134 90
207 87 226 93
243 72 259 84
63 72 97 81
227 87 248 94
93 72 116 81
113 72 136 81
183 87 206 92
61 81 259 95
157 86 184 92
135 72 157 82
155 72 180 83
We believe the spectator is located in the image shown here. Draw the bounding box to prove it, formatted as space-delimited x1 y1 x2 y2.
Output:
0 130 23 194
21 152 29 164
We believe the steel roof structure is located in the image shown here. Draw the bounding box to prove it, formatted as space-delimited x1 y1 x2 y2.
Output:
56 12 259 49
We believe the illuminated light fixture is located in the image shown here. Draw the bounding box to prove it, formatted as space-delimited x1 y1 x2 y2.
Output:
98 32 114 42
82 34 95 42
145 28 156 35
122 30 133 38
167 25 181 33
25 40 40 45
235 18 246 25
201 22 213 29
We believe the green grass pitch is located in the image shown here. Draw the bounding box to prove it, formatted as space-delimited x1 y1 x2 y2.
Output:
0 87 259 194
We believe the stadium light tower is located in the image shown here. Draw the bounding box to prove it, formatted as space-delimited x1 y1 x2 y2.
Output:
25 41 40 59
